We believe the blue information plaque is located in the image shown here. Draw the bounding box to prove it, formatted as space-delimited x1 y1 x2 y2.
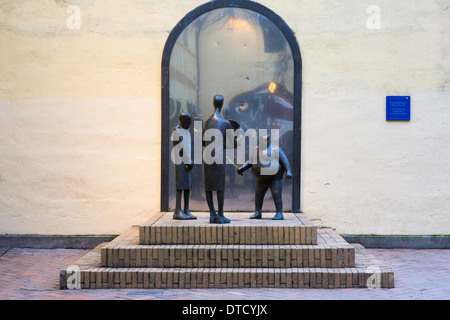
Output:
386 96 410 121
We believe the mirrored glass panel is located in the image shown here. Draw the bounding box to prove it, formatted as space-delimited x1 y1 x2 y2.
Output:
169 7 294 212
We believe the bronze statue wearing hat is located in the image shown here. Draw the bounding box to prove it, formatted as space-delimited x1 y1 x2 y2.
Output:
237 133 292 220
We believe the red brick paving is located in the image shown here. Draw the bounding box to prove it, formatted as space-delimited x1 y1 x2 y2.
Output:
0 247 449 300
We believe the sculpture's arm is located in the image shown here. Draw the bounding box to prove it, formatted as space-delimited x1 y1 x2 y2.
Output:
278 148 292 179
237 161 252 176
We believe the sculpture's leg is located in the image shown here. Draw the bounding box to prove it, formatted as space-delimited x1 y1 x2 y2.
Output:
205 190 219 223
270 179 284 220
216 190 230 224
183 190 196 219
251 181 268 219
173 190 190 220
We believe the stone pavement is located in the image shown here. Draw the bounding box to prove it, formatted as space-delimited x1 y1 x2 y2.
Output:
0 247 449 300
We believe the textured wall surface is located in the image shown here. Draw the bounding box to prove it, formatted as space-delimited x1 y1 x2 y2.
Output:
0 0 449 235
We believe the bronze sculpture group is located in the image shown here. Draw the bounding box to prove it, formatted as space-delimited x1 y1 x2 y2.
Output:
172 94 292 224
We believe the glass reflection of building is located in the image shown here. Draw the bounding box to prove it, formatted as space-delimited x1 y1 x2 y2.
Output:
169 8 294 212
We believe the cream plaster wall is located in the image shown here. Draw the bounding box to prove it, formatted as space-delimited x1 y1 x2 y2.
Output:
0 0 449 235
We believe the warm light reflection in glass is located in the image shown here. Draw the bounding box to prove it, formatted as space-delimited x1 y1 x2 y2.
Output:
226 16 254 33
268 81 277 93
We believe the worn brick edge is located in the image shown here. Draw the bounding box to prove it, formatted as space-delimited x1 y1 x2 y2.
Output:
101 227 355 268
139 212 317 245
60 243 394 289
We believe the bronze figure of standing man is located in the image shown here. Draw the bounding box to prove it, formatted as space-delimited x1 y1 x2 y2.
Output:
202 95 239 224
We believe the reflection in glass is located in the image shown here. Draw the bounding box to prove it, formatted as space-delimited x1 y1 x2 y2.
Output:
169 7 294 212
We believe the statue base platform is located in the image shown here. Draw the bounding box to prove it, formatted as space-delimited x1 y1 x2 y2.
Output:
60 212 394 289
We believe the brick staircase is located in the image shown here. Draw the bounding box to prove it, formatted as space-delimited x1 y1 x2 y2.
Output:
60 212 394 289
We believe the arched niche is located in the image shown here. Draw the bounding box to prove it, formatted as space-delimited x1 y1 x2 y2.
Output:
161 0 302 213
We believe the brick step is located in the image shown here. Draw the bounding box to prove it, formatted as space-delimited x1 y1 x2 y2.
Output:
61 243 394 289
60 213 394 289
139 212 317 245
102 228 354 268
103 244 355 268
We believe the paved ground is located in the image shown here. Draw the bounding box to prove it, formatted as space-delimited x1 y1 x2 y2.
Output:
0 247 449 300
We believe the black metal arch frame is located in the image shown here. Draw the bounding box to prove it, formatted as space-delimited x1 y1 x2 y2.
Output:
161 0 302 213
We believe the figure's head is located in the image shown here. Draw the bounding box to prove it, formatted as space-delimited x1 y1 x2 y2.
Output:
179 112 192 129
213 94 224 110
